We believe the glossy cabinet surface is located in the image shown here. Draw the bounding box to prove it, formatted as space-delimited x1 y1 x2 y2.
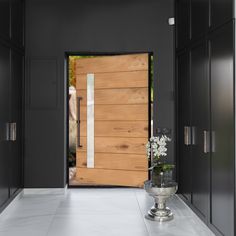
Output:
10 51 23 196
191 0 209 39
190 42 210 221
210 0 233 29
176 0 234 49
0 0 10 39
11 0 24 46
176 0 190 48
176 16 235 235
210 22 234 236
0 0 24 45
0 0 24 210
0 44 10 207
177 52 192 202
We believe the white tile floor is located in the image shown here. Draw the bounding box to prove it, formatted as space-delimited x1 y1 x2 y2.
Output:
0 188 215 236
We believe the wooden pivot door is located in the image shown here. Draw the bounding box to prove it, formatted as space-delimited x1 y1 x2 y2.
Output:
75 53 149 187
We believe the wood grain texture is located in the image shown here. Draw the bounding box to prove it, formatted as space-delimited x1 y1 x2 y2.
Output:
75 54 148 74
80 121 148 138
76 168 148 187
76 152 148 171
78 88 148 105
75 54 149 187
76 71 148 90
80 105 148 121
78 137 147 154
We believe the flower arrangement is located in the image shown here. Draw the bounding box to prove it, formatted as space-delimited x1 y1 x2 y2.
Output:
146 135 174 185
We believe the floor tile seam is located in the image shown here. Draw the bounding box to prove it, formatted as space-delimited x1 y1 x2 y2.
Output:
134 190 151 236
45 212 59 236
0 213 58 223
175 195 209 222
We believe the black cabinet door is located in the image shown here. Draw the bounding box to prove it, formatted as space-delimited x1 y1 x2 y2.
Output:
210 0 233 29
176 0 190 49
9 50 23 196
11 0 24 46
191 0 209 39
177 51 192 202
191 42 210 221
0 0 10 40
0 44 10 207
210 22 234 236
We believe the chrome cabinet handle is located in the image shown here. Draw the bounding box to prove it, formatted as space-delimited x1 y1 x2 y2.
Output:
5 123 10 141
203 130 210 153
191 126 196 145
184 126 191 145
10 123 17 141
212 131 216 153
3 123 17 142
77 97 83 148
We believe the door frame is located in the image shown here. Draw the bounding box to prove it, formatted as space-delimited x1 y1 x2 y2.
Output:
65 51 153 187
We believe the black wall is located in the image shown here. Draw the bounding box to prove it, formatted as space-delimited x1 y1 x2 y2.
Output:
25 0 175 187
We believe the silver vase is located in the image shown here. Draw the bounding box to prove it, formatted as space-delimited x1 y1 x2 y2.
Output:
144 180 178 222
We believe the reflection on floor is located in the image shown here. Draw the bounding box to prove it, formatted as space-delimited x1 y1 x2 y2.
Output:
0 189 215 236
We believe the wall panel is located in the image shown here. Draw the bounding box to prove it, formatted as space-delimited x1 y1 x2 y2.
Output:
25 0 175 187
29 59 58 109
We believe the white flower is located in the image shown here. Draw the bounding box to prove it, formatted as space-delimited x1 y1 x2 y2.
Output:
146 135 171 162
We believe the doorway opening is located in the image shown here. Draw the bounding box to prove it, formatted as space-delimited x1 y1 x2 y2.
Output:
67 53 153 187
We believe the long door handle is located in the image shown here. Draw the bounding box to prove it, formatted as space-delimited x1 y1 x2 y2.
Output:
203 130 210 153
184 126 191 145
77 97 83 148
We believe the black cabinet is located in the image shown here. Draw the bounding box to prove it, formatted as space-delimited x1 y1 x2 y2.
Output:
190 42 210 221
0 43 23 208
176 0 234 49
210 22 234 236
176 0 190 49
191 0 209 39
177 44 210 220
0 44 10 207
177 51 192 202
11 0 24 46
9 51 23 196
177 22 235 236
0 0 24 46
210 0 233 29
0 0 10 40
0 0 23 212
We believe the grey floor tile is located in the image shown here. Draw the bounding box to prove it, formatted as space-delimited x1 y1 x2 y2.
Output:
135 190 215 236
0 215 53 236
0 188 216 236
57 194 140 216
47 214 149 236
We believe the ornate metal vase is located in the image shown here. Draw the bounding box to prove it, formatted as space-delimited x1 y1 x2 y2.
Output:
144 177 178 222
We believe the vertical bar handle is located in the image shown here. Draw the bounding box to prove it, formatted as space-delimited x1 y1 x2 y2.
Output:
10 123 17 141
77 97 83 148
184 126 191 145
191 126 196 145
5 123 10 141
212 131 216 153
203 130 210 153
